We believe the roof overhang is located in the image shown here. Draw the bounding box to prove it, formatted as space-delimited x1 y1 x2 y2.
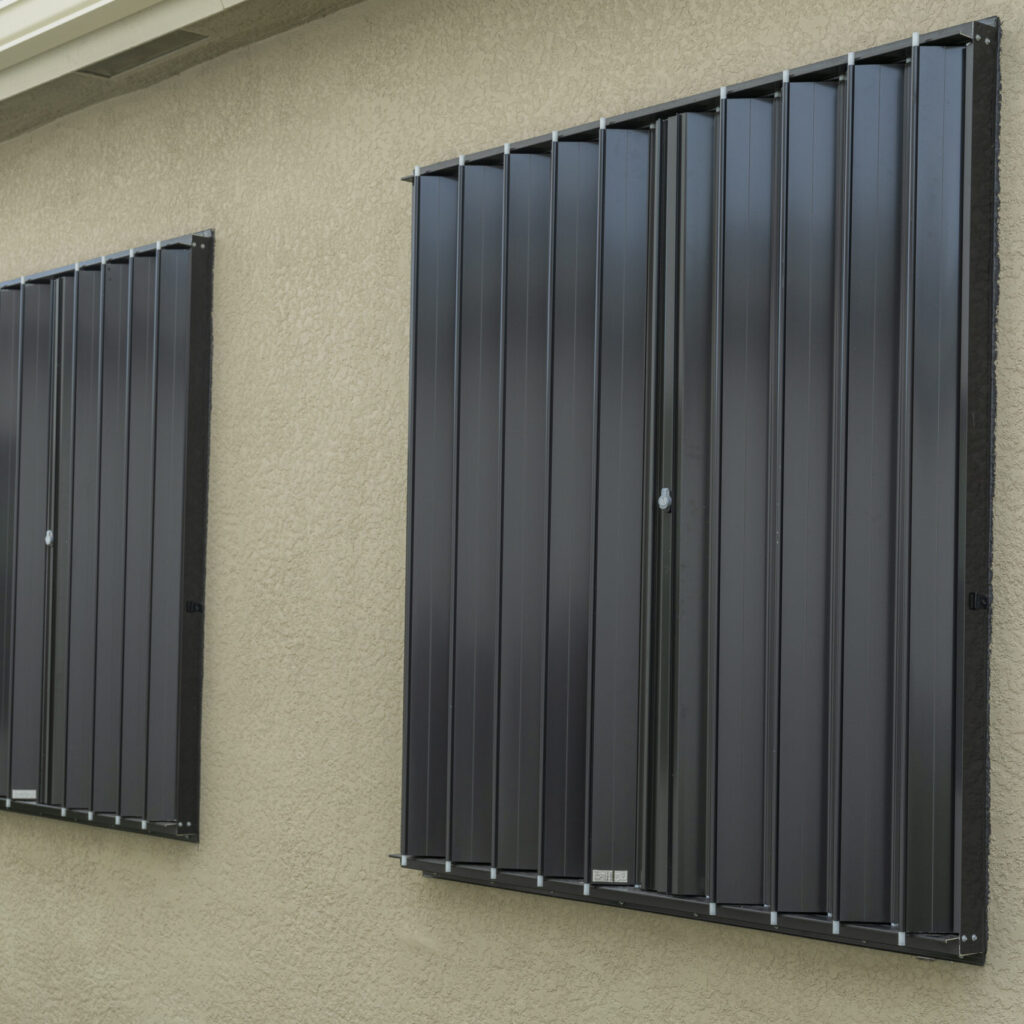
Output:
0 0 246 102
0 0 365 142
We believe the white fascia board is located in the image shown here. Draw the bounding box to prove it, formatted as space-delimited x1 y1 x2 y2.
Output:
0 0 247 103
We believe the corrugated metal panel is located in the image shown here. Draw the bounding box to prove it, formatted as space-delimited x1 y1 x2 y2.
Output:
0 233 213 840
402 21 998 962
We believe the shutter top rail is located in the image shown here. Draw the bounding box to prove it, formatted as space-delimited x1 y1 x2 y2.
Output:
402 17 995 182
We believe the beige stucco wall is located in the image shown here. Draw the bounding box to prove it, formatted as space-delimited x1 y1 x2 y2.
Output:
0 0 1019 1020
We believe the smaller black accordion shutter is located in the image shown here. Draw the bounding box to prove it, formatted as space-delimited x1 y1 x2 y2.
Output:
0 233 213 841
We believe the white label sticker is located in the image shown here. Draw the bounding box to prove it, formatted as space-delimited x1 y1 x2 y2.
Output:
592 869 613 883
11 789 36 801
613 870 629 884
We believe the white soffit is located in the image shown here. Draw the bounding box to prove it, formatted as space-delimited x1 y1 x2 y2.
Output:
0 0 247 102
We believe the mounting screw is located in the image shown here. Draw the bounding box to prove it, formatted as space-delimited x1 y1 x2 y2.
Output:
972 934 978 941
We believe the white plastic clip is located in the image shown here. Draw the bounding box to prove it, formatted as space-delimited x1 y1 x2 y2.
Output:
709 902 718 917
782 69 790 84
503 143 510 156
445 860 452 873
129 248 135 258
552 130 559 143
770 911 778 926
583 883 591 896
832 920 840 935
114 815 121 825
413 166 421 177
898 931 907 947
599 117 607 130
141 820 148 831
490 867 497 880
912 31 920 47
60 807 67 818
74 262 80 272
400 854 408 867
536 875 544 888
4 799 9 809
458 155 465 167
720 86 727 101
848 51 855 66
87 810 94 821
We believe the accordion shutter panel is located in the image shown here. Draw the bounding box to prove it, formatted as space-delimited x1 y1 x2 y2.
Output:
401 21 997 963
0 233 213 841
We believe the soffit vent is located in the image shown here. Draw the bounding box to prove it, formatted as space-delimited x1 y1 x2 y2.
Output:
76 29 205 78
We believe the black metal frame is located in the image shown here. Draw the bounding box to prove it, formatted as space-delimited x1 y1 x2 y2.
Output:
400 19 998 962
0 232 214 843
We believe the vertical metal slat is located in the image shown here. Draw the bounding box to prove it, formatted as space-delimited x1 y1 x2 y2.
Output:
763 72 789 913
0 284 25 800
671 110 717 898
776 78 841 914
583 122 606 887
444 159 466 870
590 127 651 884
890 36 921 933
839 61 905 923
490 148 511 873
497 147 551 872
705 89 727 906
67 266 104 812
47 272 79 807
543 138 598 880
401 170 421 857
405 174 459 858
644 116 670 894
826 52 855 926
535 135 558 881
120 252 159 819
10 281 55 800
450 161 503 864
92 259 131 814
905 42 964 935
715 94 775 906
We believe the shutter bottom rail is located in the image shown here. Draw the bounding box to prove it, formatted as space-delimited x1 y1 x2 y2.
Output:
0 797 198 841
396 858 982 963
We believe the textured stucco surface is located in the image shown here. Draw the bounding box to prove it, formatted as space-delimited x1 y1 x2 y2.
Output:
0 1 1020 1021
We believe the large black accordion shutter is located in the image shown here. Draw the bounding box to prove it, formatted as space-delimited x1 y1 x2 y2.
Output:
401 22 997 963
